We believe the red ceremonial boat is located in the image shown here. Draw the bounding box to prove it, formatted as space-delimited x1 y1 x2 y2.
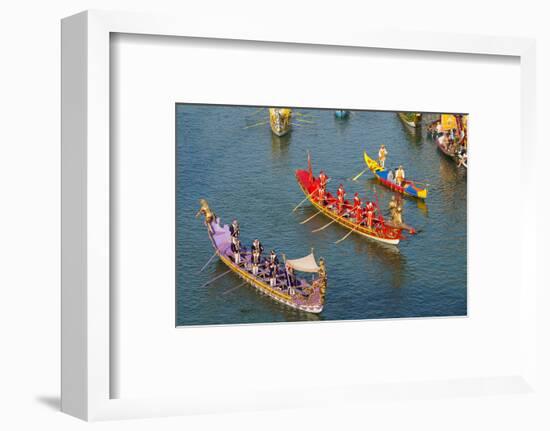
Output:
295 156 410 245
197 199 327 313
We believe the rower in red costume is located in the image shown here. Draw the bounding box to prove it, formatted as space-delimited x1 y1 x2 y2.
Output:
352 193 362 223
365 200 375 228
317 170 329 205
319 170 328 189
337 184 346 214
317 186 326 205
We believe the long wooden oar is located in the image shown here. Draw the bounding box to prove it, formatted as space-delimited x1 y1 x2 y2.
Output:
198 251 218 273
243 120 268 129
292 179 332 213
200 269 232 288
223 280 247 295
352 168 368 181
300 210 322 224
335 225 359 244
246 107 265 117
312 218 338 233
312 208 352 233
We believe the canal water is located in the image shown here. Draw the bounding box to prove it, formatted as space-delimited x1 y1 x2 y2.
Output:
176 105 467 326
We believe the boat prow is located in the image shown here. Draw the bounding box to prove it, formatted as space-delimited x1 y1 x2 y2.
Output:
269 108 292 137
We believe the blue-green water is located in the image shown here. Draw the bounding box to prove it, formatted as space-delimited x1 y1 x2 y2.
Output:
176 105 467 326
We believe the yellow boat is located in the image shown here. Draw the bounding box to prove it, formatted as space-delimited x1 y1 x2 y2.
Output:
269 108 292 136
398 112 422 128
364 151 428 199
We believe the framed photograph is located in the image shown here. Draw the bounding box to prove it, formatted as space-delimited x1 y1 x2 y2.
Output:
176 103 468 326
62 10 542 421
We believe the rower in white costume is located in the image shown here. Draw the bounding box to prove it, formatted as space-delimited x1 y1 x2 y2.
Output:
251 239 263 276
229 219 240 239
230 235 241 265
378 144 388 168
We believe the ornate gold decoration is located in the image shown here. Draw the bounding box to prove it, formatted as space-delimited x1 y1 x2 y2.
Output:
196 198 215 224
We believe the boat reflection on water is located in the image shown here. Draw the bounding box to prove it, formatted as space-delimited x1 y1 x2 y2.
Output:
415 198 429 217
347 232 406 289
334 115 351 135
271 132 291 159
399 120 423 145
438 157 467 202
274 305 323 323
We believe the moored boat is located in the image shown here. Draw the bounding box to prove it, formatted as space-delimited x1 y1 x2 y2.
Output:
295 159 412 245
398 112 422 128
363 151 428 199
269 108 292 136
197 199 327 313
334 110 350 118
429 114 468 168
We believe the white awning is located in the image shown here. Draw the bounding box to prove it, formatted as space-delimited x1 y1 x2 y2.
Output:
286 253 320 273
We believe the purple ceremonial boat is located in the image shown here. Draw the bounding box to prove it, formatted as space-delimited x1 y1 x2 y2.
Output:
196 199 327 313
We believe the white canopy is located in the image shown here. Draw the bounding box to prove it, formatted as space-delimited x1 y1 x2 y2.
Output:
286 253 320 273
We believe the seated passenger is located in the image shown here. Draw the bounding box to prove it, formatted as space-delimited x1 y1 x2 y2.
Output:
387 169 395 184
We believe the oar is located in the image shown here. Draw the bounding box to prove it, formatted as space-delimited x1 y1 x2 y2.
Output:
198 251 218 273
295 118 316 124
246 107 265 117
243 120 268 129
300 210 322 224
311 209 351 233
334 226 358 244
223 280 247 295
352 168 368 181
200 269 232 288
312 218 338 233
292 179 331 213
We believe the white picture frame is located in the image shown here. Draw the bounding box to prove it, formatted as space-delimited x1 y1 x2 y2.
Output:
61 9 541 421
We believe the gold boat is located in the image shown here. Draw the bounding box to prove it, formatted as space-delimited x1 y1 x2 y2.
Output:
269 108 292 136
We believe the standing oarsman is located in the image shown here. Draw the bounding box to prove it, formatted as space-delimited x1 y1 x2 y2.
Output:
378 144 388 168
229 219 240 238
319 170 328 190
392 203 404 225
337 184 346 214
251 239 263 276
268 249 279 266
388 195 398 219
395 165 406 187
269 260 278 288
317 170 328 205
318 186 326 206
230 235 241 265
352 192 362 223
286 264 296 295
365 200 375 228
